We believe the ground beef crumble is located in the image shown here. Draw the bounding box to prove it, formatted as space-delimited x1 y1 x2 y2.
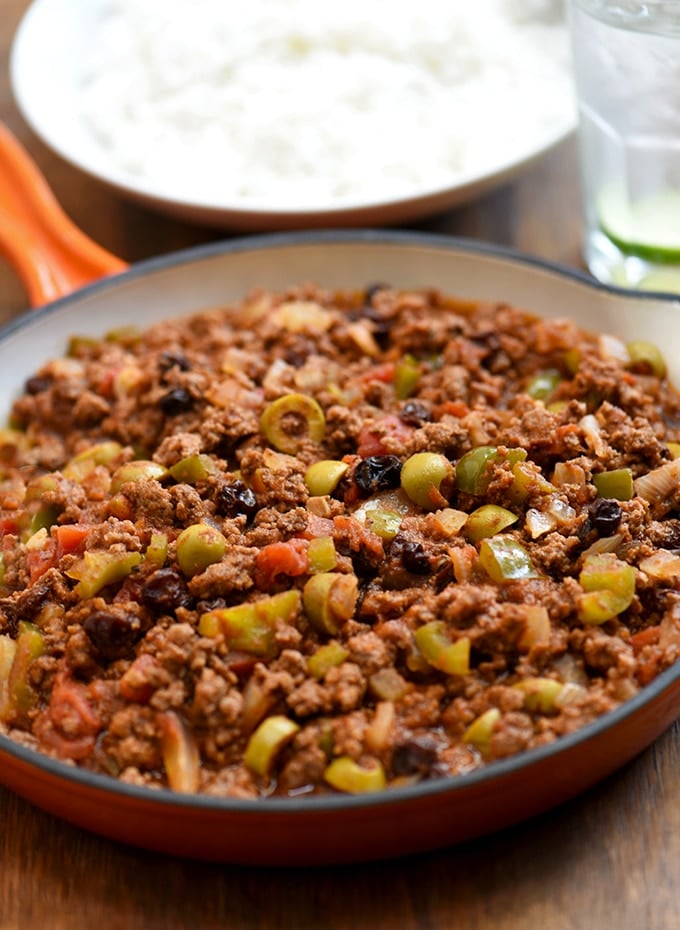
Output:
0 284 679 799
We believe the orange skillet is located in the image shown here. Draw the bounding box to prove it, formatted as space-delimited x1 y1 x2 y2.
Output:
0 123 679 866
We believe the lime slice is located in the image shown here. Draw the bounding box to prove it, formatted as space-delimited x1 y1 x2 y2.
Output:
598 186 680 262
637 268 680 294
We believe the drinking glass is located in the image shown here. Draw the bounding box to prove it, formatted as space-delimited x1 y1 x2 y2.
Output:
568 1 680 291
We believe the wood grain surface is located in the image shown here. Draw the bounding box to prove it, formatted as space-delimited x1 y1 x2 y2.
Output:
2 3 680 929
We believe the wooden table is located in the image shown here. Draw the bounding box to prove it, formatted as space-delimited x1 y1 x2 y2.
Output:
2 4 679 929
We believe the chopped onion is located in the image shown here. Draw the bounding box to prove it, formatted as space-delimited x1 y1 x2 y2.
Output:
546 496 576 525
262 358 295 394
354 490 414 523
525 508 556 538
598 333 630 365
50 358 85 379
660 600 680 650
262 448 298 471
273 300 334 333
448 544 477 583
518 605 551 649
634 459 680 505
464 411 491 447
24 527 50 551
554 681 588 708
639 549 680 581
157 711 200 793
365 700 396 753
295 361 339 392
581 534 624 558
432 508 468 537
347 322 380 357
241 676 278 733
553 653 589 687
553 461 587 487
579 414 606 457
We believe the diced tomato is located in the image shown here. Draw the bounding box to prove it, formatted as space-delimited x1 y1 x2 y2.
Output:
255 538 310 589
34 674 101 761
223 651 259 679
332 515 384 561
360 362 395 384
0 517 19 536
119 654 161 704
434 400 470 419
557 424 580 439
449 544 479 583
629 626 660 654
547 423 581 456
55 524 89 557
97 367 120 398
25 539 58 583
357 415 414 457
636 655 661 687
301 514 335 540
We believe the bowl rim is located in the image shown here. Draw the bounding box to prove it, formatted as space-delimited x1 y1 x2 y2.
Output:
1 227 679 815
10 0 577 222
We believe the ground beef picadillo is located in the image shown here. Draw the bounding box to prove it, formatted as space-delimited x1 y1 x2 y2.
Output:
1 282 680 798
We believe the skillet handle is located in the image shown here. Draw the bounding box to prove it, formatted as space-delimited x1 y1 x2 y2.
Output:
0 122 127 307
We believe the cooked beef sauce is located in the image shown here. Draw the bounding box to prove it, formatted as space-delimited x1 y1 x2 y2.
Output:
1 284 680 798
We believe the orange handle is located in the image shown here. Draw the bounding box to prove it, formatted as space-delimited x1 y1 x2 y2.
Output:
0 122 127 307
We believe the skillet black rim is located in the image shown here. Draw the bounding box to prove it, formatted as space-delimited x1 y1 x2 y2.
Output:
1 227 679 816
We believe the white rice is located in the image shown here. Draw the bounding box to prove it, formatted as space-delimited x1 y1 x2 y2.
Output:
77 0 574 210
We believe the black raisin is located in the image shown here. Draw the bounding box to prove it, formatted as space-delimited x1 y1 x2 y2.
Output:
399 540 431 575
159 387 194 415
140 568 192 613
25 375 53 395
214 480 258 520
350 548 381 578
353 455 402 496
364 283 390 305
283 338 314 368
0 582 52 637
159 351 191 373
650 519 680 550
590 498 622 536
434 558 454 592
399 401 432 426
392 736 439 776
83 610 141 660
